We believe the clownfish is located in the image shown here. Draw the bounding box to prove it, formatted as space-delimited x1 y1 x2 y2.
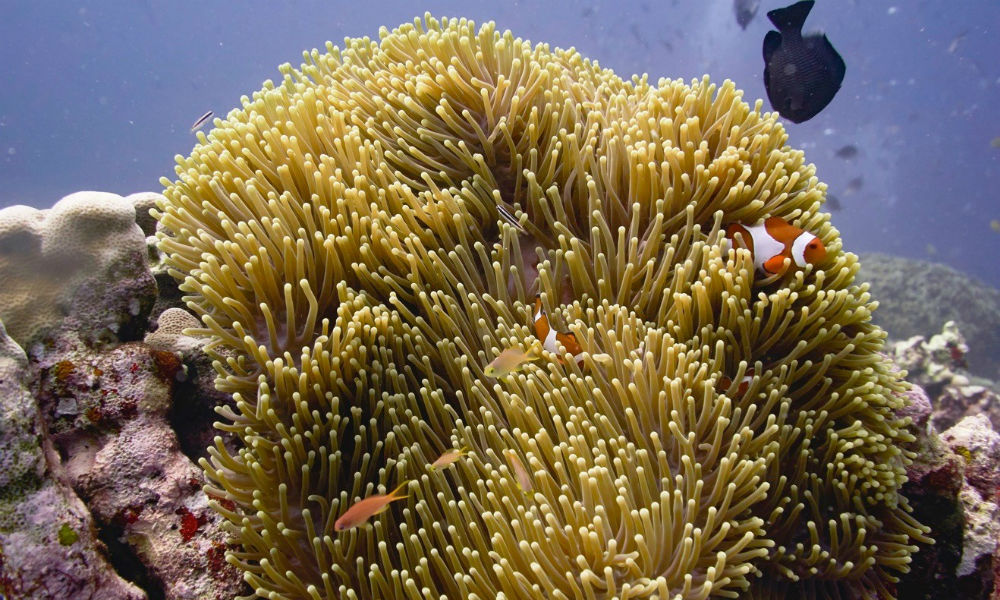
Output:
533 295 584 364
717 368 756 396
725 216 826 275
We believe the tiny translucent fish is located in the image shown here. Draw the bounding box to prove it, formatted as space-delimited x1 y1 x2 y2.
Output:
991 137 1000 149
189 110 213 132
503 449 532 492
990 219 1000 233
484 343 542 377
334 481 408 531
429 446 469 470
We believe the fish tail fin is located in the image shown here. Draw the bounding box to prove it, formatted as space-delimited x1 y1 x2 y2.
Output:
388 480 409 499
767 0 813 32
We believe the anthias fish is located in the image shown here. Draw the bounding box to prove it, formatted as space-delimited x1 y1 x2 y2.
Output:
763 1 846 123
734 0 761 30
726 216 826 275
429 447 469 470
503 449 533 492
334 481 408 531
484 344 541 377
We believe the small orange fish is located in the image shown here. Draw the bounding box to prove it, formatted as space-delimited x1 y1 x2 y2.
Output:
503 449 533 492
429 446 470 470
334 481 408 531
533 295 584 364
717 368 756 396
726 216 826 275
484 343 542 377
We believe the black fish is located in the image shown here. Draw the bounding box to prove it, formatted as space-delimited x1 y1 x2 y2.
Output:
734 0 761 30
763 1 846 123
834 144 858 159
845 176 863 195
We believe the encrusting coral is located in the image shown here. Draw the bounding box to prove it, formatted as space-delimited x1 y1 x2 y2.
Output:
155 14 929 599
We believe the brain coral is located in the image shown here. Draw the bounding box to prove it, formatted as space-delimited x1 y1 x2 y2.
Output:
155 15 929 599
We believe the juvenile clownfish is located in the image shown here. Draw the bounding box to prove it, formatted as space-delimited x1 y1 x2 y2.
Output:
726 216 826 275
717 368 756 396
533 295 585 364
334 481 408 531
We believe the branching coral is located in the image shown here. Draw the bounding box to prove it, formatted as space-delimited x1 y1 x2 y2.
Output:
155 14 929 599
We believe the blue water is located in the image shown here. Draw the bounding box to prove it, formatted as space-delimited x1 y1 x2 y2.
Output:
2 0 998 284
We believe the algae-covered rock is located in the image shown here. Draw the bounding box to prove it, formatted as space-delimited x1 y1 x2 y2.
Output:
0 320 145 600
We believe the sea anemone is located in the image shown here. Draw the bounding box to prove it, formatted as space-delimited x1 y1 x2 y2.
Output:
155 14 929 599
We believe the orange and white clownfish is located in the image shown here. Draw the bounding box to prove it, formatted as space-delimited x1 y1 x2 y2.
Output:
717 368 756 396
533 295 585 364
725 216 826 275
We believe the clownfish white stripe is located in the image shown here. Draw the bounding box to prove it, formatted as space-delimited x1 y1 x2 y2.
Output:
742 222 785 272
790 231 818 267
725 216 826 276
533 296 584 363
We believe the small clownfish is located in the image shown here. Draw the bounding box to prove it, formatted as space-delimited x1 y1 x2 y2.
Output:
484 343 542 378
334 481 408 531
533 295 585 364
726 216 826 275
429 446 470 470
717 368 756 396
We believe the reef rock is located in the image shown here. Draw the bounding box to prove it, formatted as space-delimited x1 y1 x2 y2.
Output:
860 252 1000 380
901 394 1000 599
891 321 1000 431
30 334 244 600
0 321 145 600
0 191 244 600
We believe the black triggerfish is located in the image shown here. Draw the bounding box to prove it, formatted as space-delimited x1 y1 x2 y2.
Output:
763 0 845 123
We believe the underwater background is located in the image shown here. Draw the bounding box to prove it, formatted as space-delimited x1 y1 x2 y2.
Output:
1 0 999 285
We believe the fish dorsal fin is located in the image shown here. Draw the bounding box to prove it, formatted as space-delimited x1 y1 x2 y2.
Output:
767 0 814 33
817 33 847 82
763 30 782 62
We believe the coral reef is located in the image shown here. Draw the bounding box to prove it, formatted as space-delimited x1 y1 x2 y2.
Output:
891 321 1000 431
0 321 146 599
859 252 1000 380
156 15 928 599
899 397 999 599
0 190 245 599
0 191 156 349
